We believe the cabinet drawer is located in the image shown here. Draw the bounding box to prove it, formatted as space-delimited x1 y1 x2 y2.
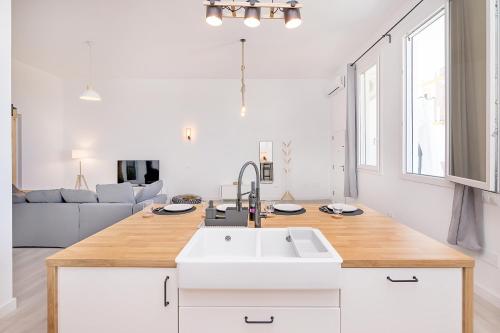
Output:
341 268 462 333
180 306 340 333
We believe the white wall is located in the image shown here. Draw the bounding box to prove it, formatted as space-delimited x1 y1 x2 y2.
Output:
59 78 332 200
0 0 16 317
329 78 347 201
332 0 500 307
11 75 333 200
12 60 65 189
12 60 64 190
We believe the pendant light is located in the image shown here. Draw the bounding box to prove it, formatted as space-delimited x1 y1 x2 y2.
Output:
284 1 302 29
244 0 261 28
80 41 101 102
206 0 223 26
240 39 247 117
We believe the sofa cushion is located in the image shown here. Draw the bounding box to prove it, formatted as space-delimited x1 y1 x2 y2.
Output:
96 182 135 203
134 180 163 203
12 192 27 204
78 203 133 240
13 203 80 247
61 189 98 203
26 189 63 203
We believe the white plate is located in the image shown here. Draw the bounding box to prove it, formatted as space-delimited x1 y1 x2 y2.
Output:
273 204 303 212
327 203 357 213
163 204 194 212
216 203 236 212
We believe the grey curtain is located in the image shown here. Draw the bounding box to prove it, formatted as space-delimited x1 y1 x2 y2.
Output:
448 184 483 251
449 0 487 182
344 64 358 198
447 0 485 251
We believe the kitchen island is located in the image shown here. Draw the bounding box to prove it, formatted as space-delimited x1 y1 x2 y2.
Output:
46 203 474 333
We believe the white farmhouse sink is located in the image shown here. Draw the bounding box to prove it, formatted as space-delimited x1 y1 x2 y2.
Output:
175 228 343 290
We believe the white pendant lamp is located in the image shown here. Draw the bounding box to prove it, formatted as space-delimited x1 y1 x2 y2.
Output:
80 41 101 101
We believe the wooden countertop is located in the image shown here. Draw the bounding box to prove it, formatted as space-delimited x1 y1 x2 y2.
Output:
46 203 473 269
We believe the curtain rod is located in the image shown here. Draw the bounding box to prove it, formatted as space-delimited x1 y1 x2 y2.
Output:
350 0 425 66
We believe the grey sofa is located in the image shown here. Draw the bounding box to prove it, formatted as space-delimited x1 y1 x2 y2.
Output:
13 181 167 248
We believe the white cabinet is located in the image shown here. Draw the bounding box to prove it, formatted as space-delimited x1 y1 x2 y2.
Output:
180 307 340 333
58 267 177 333
179 289 340 333
341 268 462 333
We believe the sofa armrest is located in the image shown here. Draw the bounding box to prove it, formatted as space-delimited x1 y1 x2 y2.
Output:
133 194 168 214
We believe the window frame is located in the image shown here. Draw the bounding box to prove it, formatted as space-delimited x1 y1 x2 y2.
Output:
402 7 450 186
445 0 498 191
357 56 381 173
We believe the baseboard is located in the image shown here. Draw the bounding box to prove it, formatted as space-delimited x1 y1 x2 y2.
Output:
0 298 17 318
475 283 500 310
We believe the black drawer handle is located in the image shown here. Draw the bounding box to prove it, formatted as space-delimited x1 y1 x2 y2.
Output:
163 276 170 307
244 316 274 324
387 276 419 283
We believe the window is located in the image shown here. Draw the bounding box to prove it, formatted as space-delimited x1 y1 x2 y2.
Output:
358 62 379 169
405 10 446 178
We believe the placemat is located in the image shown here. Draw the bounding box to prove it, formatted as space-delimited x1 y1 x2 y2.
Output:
319 206 364 216
153 206 197 215
273 208 307 216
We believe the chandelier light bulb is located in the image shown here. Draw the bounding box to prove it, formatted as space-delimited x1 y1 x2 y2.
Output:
244 6 261 28
284 6 302 29
206 5 223 26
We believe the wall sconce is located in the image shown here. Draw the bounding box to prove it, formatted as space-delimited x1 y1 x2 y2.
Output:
186 128 192 141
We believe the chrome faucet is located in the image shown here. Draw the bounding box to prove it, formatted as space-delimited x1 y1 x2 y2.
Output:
236 161 262 228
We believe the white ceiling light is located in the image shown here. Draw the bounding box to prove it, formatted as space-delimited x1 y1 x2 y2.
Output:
80 41 101 102
203 0 302 28
80 86 101 101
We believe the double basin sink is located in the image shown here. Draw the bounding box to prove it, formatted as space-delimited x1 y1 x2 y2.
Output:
176 228 343 290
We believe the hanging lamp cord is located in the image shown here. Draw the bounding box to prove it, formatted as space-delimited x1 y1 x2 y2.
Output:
86 41 93 87
240 39 246 108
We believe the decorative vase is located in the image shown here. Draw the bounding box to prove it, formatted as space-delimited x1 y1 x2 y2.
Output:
281 141 295 201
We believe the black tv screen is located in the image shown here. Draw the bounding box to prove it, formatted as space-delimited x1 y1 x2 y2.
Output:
117 160 159 185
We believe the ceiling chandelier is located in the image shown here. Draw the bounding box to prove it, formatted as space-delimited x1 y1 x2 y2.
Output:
205 0 302 29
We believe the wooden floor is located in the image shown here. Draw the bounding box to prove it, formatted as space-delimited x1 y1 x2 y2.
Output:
0 249 60 333
1 249 499 333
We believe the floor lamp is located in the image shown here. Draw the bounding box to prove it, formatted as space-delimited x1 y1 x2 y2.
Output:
72 149 89 190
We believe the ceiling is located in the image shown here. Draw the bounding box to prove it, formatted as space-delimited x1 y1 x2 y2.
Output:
13 0 412 79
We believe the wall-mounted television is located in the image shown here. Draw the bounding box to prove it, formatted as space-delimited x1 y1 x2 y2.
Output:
117 160 159 185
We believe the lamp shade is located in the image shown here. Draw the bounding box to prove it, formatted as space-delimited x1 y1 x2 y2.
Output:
284 7 302 29
206 5 223 26
244 6 261 28
80 85 102 101
72 149 89 159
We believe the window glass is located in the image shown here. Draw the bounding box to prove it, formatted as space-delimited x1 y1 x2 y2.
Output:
406 11 446 177
358 64 378 168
